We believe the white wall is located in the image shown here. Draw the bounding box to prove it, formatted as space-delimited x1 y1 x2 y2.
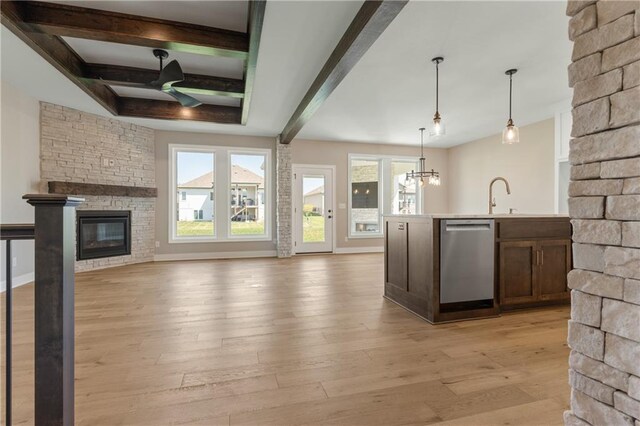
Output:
292 138 449 250
0 81 40 288
447 118 555 215
154 131 277 259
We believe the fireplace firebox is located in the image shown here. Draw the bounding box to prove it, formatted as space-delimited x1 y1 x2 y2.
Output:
77 211 131 260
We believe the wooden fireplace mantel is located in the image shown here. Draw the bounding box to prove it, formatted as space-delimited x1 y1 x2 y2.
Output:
48 181 157 198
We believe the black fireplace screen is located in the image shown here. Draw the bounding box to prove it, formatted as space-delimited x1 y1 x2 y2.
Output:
77 211 131 260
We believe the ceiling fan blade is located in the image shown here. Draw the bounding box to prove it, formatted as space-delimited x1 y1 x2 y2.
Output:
164 86 203 108
152 60 184 88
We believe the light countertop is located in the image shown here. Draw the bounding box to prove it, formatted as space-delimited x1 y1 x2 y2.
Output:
384 213 570 219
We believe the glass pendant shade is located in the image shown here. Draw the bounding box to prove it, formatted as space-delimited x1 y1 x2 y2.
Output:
428 113 446 138
502 69 520 145
429 57 446 139
502 119 520 144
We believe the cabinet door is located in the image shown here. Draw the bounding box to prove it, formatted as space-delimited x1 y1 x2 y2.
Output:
407 222 431 297
385 221 407 291
499 241 538 305
538 239 571 301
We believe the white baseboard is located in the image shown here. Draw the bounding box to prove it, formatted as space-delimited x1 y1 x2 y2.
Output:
0 272 34 292
154 250 277 262
333 246 384 254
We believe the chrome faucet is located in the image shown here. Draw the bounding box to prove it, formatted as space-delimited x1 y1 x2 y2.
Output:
489 177 511 214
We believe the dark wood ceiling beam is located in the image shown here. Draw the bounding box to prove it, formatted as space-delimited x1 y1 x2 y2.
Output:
278 0 408 144
118 98 242 124
1 1 119 115
19 1 249 58
241 0 267 125
83 64 245 98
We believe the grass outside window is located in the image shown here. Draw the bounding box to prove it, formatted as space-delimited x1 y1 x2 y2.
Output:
177 221 214 236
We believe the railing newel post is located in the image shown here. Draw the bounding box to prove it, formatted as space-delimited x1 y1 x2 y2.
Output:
23 194 83 426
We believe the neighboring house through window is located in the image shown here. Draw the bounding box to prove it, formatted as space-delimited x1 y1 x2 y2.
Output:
169 145 271 242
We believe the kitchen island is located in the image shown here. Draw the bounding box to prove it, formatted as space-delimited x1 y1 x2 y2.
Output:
384 214 571 323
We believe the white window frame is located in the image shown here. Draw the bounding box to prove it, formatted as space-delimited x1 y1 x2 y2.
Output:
169 145 217 243
227 148 272 241
168 144 272 243
347 153 422 239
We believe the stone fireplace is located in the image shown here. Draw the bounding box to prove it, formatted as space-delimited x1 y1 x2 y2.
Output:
39 102 156 272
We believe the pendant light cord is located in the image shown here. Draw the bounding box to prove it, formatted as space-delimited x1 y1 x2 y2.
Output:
420 128 425 174
509 73 513 121
435 61 439 114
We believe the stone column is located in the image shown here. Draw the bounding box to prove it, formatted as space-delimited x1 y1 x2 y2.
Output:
565 1 640 425
276 139 292 258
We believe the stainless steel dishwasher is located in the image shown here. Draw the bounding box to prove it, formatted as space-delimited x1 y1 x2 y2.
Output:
440 219 495 304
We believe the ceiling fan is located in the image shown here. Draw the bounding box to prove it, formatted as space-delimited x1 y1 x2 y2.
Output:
149 49 202 108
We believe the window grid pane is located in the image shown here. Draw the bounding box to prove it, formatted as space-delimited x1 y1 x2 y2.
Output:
391 161 419 215
350 159 381 235
176 151 215 237
230 153 267 236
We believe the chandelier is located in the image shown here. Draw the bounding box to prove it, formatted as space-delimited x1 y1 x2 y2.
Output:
406 128 440 187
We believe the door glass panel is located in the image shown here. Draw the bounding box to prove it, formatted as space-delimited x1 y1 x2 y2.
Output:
302 175 325 242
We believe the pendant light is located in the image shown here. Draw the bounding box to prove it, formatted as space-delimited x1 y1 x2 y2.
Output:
502 69 520 144
406 128 440 187
429 57 446 138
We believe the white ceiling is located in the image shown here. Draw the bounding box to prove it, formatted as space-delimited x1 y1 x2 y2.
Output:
64 37 246 80
110 86 242 107
1 0 363 136
297 1 573 147
1 1 572 147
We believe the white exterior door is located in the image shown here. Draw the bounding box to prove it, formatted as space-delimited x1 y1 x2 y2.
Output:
293 166 334 253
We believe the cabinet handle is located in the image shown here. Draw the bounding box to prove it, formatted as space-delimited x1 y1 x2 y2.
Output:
540 250 544 266
535 250 540 266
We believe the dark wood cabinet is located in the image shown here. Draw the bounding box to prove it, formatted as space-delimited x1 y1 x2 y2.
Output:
384 219 436 321
499 241 537 305
538 239 572 301
385 220 407 291
499 238 571 307
384 216 571 323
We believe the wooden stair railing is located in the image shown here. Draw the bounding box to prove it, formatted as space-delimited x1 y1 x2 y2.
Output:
2 195 83 426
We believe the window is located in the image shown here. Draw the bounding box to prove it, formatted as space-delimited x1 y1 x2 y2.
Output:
169 145 271 243
348 155 421 238
391 161 418 215
229 153 268 237
173 149 215 239
349 158 381 236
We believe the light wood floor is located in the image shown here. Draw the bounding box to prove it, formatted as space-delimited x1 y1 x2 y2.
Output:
1 253 570 425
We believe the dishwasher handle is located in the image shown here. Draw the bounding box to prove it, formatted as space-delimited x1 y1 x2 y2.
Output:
444 222 493 232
